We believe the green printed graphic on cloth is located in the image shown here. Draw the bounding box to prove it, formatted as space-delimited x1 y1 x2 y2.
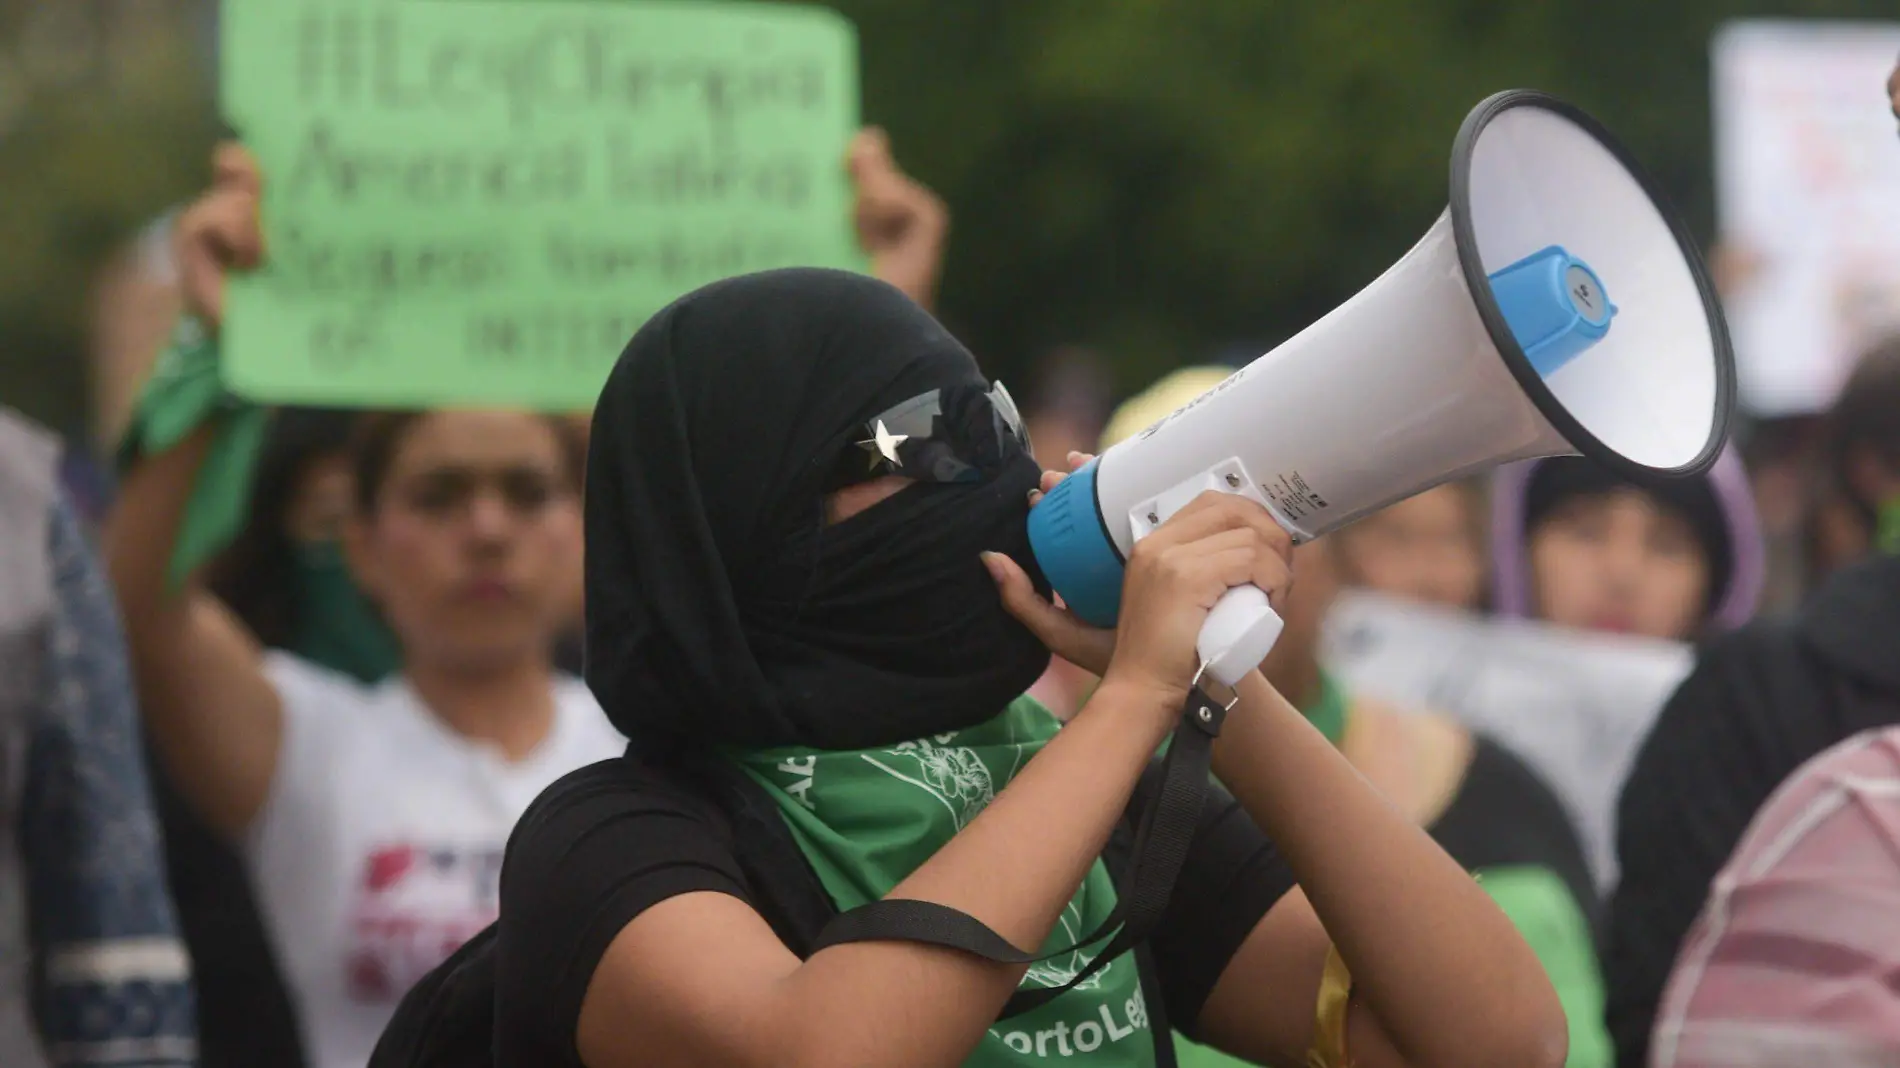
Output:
734 697 1157 1065
218 0 865 410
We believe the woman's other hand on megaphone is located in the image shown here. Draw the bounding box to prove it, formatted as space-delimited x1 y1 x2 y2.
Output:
989 451 1295 710
987 452 1117 675
175 142 264 332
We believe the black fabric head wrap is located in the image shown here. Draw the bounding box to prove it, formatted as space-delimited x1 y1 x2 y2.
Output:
584 268 1052 751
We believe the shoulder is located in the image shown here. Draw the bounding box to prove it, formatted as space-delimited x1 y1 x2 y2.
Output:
1620 617 1831 817
514 754 726 828
1622 619 1814 789
1670 617 1818 714
1734 725 1900 861
259 650 389 753
503 755 744 907
1653 728 1900 1061
495 756 752 1061
262 649 375 710
1436 731 1598 914
1458 730 1573 825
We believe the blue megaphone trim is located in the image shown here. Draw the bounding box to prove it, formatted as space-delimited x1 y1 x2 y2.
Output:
1025 457 1124 627
1031 249 1620 631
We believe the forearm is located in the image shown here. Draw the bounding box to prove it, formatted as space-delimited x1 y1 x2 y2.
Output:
104 425 214 622
105 425 279 835
777 681 1171 1067
1211 671 1566 1068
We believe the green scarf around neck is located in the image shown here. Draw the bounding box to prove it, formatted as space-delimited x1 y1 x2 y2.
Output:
733 696 1158 1066
291 541 401 684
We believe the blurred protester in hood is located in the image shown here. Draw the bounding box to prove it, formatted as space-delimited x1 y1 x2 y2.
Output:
1489 449 1764 642
0 406 196 1068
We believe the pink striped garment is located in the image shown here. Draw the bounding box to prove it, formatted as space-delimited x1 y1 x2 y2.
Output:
1651 726 1900 1068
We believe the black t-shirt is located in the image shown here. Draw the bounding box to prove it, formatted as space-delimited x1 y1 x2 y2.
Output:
492 753 1296 1067
1428 733 1599 927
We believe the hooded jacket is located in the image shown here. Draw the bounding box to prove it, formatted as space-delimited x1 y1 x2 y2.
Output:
1488 448 1765 635
0 409 197 1068
1603 550 1900 1066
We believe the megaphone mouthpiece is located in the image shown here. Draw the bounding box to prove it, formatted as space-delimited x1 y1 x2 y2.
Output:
1490 245 1616 378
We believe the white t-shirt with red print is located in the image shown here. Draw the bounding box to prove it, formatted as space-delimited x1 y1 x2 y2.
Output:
246 653 624 1068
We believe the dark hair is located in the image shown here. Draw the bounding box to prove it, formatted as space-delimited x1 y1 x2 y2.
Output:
348 410 588 514
204 408 361 649
1524 456 1732 618
1823 335 1900 519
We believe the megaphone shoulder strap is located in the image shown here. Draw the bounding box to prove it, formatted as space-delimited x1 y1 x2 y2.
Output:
809 686 1230 1021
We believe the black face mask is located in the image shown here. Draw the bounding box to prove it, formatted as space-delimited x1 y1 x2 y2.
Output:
746 454 1053 747
585 268 1059 751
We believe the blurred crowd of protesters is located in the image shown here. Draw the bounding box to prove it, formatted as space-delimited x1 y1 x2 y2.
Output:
1 47 1898 1068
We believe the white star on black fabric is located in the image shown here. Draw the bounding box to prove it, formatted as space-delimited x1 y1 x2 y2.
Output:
856 419 909 469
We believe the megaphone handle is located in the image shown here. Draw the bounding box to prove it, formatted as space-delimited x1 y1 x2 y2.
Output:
1197 584 1285 688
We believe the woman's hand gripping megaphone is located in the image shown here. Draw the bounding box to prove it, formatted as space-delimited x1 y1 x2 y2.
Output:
985 451 1294 708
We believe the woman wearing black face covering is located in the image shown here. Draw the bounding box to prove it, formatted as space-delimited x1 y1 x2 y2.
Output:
486 269 1565 1068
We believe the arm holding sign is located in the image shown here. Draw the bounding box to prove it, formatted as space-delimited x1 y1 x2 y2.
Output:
105 147 287 839
849 127 948 311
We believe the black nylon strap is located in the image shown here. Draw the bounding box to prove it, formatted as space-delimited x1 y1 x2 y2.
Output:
808 686 1230 1021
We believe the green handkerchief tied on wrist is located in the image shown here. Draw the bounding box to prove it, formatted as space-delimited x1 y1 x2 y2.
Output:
117 314 270 590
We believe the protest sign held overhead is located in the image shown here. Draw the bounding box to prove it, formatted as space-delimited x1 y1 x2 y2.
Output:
219 0 862 410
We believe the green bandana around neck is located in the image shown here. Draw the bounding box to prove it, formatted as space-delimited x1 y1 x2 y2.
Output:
291 541 401 685
733 696 1157 1066
1302 670 1350 747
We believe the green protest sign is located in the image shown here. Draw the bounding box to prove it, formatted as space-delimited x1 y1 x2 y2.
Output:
219 0 862 410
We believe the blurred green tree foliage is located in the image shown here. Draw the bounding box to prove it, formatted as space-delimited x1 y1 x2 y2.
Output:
1 0 1896 433
827 0 1900 392
0 0 217 436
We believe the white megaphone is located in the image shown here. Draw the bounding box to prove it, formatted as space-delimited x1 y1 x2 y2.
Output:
1027 89 1736 687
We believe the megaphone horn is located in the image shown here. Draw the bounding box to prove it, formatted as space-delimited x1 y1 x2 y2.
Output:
1028 89 1735 686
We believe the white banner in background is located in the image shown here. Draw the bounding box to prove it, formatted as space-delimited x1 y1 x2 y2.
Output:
1712 19 1900 417
1321 591 1695 894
